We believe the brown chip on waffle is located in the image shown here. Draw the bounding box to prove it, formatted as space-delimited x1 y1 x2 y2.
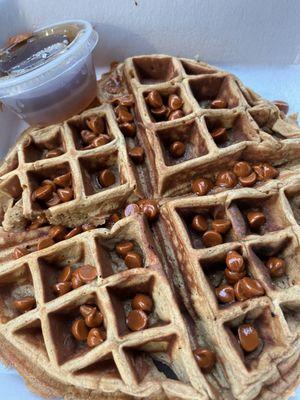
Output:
0 55 300 400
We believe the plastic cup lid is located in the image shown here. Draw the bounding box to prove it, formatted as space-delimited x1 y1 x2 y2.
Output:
0 19 98 97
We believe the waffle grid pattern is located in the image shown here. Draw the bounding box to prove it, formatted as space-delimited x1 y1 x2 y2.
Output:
124 55 300 198
0 104 137 229
0 55 300 400
161 179 300 399
0 215 215 399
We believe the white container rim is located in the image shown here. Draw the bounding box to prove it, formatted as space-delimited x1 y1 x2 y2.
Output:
0 19 98 97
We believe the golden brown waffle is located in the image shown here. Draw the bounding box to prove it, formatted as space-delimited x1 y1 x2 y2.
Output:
0 55 300 400
0 104 137 231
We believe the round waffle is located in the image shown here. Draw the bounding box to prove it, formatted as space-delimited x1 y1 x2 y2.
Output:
0 55 300 400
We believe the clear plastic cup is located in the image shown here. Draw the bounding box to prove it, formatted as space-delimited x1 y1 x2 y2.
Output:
0 20 99 126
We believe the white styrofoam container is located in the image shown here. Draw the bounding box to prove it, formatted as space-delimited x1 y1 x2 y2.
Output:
0 0 299 65
0 0 299 398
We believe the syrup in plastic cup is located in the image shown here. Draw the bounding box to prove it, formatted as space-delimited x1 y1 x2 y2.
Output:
0 20 99 126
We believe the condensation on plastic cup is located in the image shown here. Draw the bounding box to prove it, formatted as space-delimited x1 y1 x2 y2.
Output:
0 20 99 126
